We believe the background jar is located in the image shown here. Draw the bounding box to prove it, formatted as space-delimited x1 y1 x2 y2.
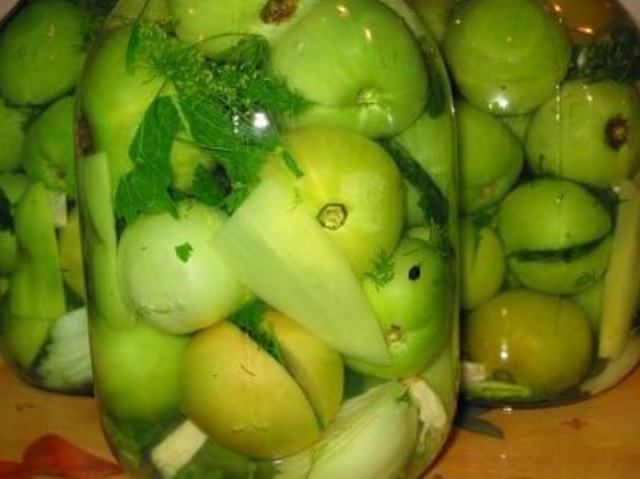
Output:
423 0 640 406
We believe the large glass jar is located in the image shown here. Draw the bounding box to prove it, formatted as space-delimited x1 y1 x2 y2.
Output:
0 0 109 394
75 0 459 477
438 0 640 406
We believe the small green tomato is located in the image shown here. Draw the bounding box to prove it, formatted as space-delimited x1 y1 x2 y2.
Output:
456 101 524 214
346 237 449 379
443 0 571 114
117 201 246 334
92 319 188 422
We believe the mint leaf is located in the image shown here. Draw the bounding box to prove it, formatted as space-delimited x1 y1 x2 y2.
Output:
126 23 307 214
191 164 228 208
114 96 180 224
175 242 193 263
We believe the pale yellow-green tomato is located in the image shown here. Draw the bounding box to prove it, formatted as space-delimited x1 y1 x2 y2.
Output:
465 289 593 396
180 315 344 459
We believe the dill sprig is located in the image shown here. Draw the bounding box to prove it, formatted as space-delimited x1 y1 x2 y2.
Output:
362 249 395 290
114 22 308 223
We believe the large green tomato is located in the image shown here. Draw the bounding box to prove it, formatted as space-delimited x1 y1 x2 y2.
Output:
180 314 343 459
464 289 593 396
498 179 613 294
91 319 188 422
0 0 90 105
526 81 640 187
346 237 449 378
270 0 429 138
117 201 247 335
268 125 405 275
443 0 571 115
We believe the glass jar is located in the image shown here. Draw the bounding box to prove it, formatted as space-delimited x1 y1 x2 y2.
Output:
0 0 107 394
76 0 459 477
441 0 640 406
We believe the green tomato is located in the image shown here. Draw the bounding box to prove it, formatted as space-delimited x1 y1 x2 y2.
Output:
443 0 571 115
91 319 188 422
346 237 449 378
22 96 76 198
464 289 593 396
181 320 323 458
498 179 612 253
0 0 89 105
270 125 405 275
117 201 246 335
270 0 429 138
499 179 613 294
456 101 524 214
526 81 640 187
0 98 28 172
460 217 506 309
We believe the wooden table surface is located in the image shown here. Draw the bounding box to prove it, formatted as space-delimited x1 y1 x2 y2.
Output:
1 359 639 479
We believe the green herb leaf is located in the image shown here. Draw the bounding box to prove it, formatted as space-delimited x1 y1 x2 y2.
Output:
568 24 640 83
454 403 504 440
114 96 180 224
124 23 308 214
361 249 395 290
508 236 606 263
190 164 229 208
175 242 193 263
424 54 446 118
229 299 285 363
